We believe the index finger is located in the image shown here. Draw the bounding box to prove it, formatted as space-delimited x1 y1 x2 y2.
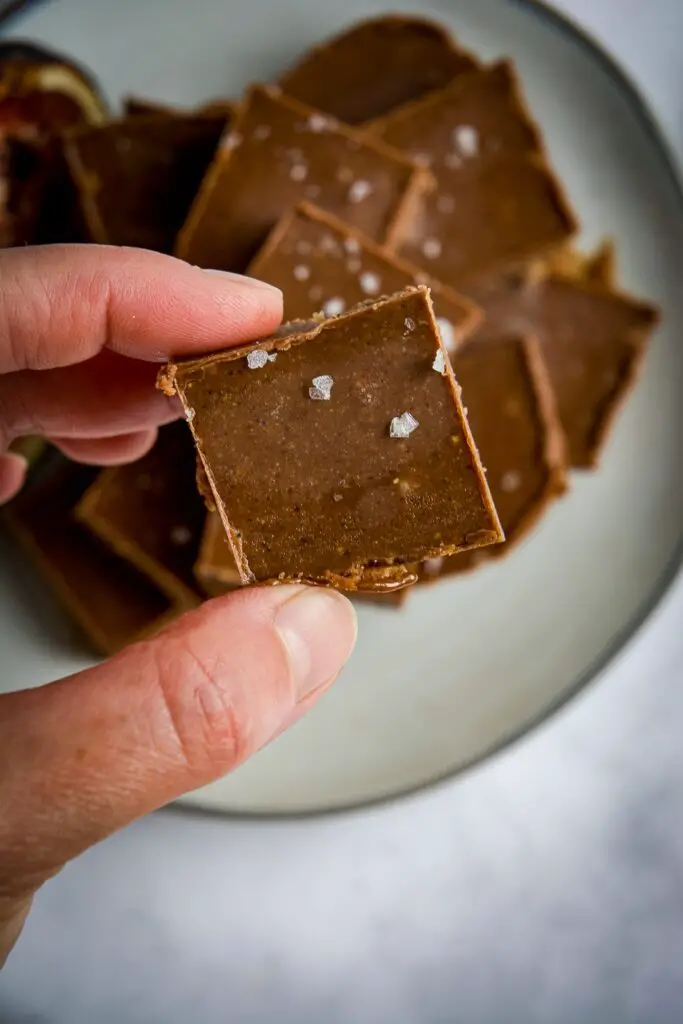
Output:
0 244 283 374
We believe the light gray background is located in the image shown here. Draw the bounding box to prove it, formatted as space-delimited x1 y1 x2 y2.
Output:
2 1 683 1021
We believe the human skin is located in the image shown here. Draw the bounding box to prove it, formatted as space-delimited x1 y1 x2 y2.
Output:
0 245 357 966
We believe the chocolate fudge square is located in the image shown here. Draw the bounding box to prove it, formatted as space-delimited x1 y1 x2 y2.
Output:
249 201 479 344
4 459 179 655
159 286 502 591
278 14 478 125
75 423 206 607
466 271 660 467
64 112 228 252
368 61 577 285
436 334 567 578
175 84 430 272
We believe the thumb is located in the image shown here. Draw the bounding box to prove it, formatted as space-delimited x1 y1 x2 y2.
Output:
0 585 356 891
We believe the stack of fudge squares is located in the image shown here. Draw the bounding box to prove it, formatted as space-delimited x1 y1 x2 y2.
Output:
5 15 659 653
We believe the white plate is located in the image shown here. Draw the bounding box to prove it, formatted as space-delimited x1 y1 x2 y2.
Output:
2 0 683 815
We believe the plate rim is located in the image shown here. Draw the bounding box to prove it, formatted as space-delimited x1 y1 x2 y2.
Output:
5 0 683 820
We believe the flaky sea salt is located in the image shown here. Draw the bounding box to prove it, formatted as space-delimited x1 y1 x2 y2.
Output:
348 179 372 203
432 349 447 375
170 525 192 546
404 316 416 333
436 318 456 353
422 237 442 260
333 493 344 502
323 297 345 317
267 353 277 363
453 125 479 158
185 406 196 421
344 236 360 254
309 374 334 400
359 271 381 296
293 264 310 281
246 349 269 369
501 470 522 493
290 163 308 182
389 411 419 438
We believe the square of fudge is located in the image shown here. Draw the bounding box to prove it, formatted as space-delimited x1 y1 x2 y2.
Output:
159 286 503 591
369 61 542 172
4 459 179 655
75 423 206 606
367 61 577 285
432 334 568 579
175 84 430 272
249 201 480 350
466 270 660 467
277 14 478 125
64 112 228 251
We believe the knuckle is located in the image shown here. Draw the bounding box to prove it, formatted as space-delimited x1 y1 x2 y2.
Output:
151 638 250 778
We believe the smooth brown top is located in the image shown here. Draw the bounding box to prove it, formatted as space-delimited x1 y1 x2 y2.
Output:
278 15 478 125
75 422 206 606
160 287 503 589
249 201 480 341
64 111 227 251
435 334 567 578
396 157 575 287
4 459 175 655
175 85 429 272
466 271 660 467
369 61 541 165
367 61 577 285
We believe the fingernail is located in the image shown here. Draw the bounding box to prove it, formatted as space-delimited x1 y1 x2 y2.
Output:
274 587 357 701
201 268 283 296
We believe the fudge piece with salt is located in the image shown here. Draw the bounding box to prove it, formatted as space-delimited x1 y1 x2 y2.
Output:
159 286 503 591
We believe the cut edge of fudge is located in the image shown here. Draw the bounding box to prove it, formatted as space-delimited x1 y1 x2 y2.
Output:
174 83 435 264
75 468 203 608
277 13 480 125
159 285 504 591
248 199 483 343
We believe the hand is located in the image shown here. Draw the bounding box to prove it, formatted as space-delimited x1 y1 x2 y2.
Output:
0 245 357 967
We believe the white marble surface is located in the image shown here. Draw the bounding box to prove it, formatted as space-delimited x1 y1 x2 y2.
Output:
3 2 683 1021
